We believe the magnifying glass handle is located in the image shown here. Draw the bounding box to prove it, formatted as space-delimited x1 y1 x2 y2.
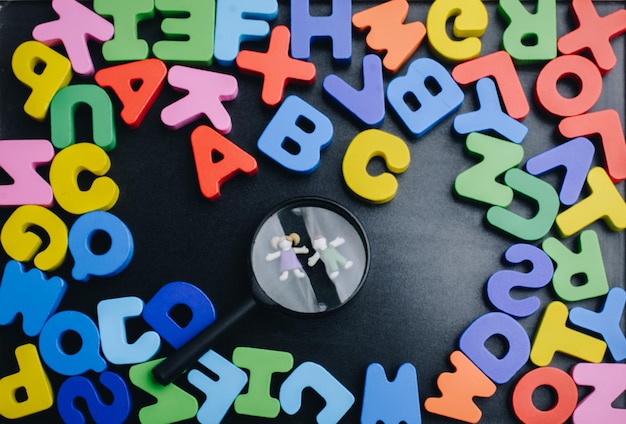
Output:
152 297 258 386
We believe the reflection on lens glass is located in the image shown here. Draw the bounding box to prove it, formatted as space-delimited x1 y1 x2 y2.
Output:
250 198 369 314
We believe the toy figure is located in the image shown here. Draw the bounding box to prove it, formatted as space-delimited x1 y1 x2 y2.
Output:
266 233 309 281
307 235 353 279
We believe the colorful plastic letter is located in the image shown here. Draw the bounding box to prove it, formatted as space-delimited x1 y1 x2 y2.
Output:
454 132 524 207
0 205 68 272
290 0 352 63
237 25 316 107
191 125 258 201
32 0 114 76
214 0 278 66
0 261 67 337
453 78 528 144
498 0 557 63
161 66 238 133
232 347 294 418
153 0 215 66
50 84 117 151
556 167 626 237
558 110 626 183
526 137 595 205
424 351 496 423
512 367 577 424
0 344 53 420
387 58 464 137
543 230 609 302
11 40 72 121
486 244 553 318
570 287 626 361
188 350 248 424
352 0 426 73
557 0 626 74
142 281 216 349
57 372 131 424
257 95 333 174
341 129 410 204
38 310 107 376
50 143 119 215
426 0 488 62
129 359 198 424
486 168 560 241
535 54 602 117
571 363 626 423
459 312 530 384
530 301 607 367
68 211 134 282
0 139 54 207
95 59 167 129
279 362 355 423
361 363 421 424
93 0 154 61
97 297 161 365
323 54 385 127
451 50 529 121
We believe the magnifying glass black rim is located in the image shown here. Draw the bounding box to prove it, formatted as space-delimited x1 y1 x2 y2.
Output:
249 196 370 317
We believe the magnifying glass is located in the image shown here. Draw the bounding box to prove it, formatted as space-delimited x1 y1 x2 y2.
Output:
152 197 370 385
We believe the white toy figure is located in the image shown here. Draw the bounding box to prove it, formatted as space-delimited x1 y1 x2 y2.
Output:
266 233 309 281
307 235 353 279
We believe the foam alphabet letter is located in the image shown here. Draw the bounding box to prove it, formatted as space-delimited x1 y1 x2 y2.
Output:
50 85 117 151
57 372 131 424
459 312 530 384
232 347 294 418
361 363 422 424
486 168 560 241
387 58 464 137
0 205 68 272
142 281 216 349
160 66 238 133
188 350 248 424
426 0 488 62
32 0 114 76
49 143 119 215
290 0 352 63
341 129 410 204
93 0 154 61
191 125 258 201
68 211 134 282
153 0 215 66
214 0 278 66
351 0 426 73
0 344 54 420
424 350 496 423
454 132 524 207
11 41 72 121
257 95 333 174
97 297 161 365
530 301 607 367
571 363 626 423
279 362 355 423
95 59 167 129
0 261 67 337
498 0 557 63
486 244 554 318
0 139 54 207
129 359 198 424
38 310 107 376
556 167 626 237
542 230 609 302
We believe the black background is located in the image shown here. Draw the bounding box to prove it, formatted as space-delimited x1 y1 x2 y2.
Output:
0 1 624 423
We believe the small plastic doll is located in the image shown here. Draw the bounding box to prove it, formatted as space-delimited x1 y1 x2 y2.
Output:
307 235 353 279
265 233 309 281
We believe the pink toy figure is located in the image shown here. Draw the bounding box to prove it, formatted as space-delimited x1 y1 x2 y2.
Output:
266 233 309 281
307 236 353 279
